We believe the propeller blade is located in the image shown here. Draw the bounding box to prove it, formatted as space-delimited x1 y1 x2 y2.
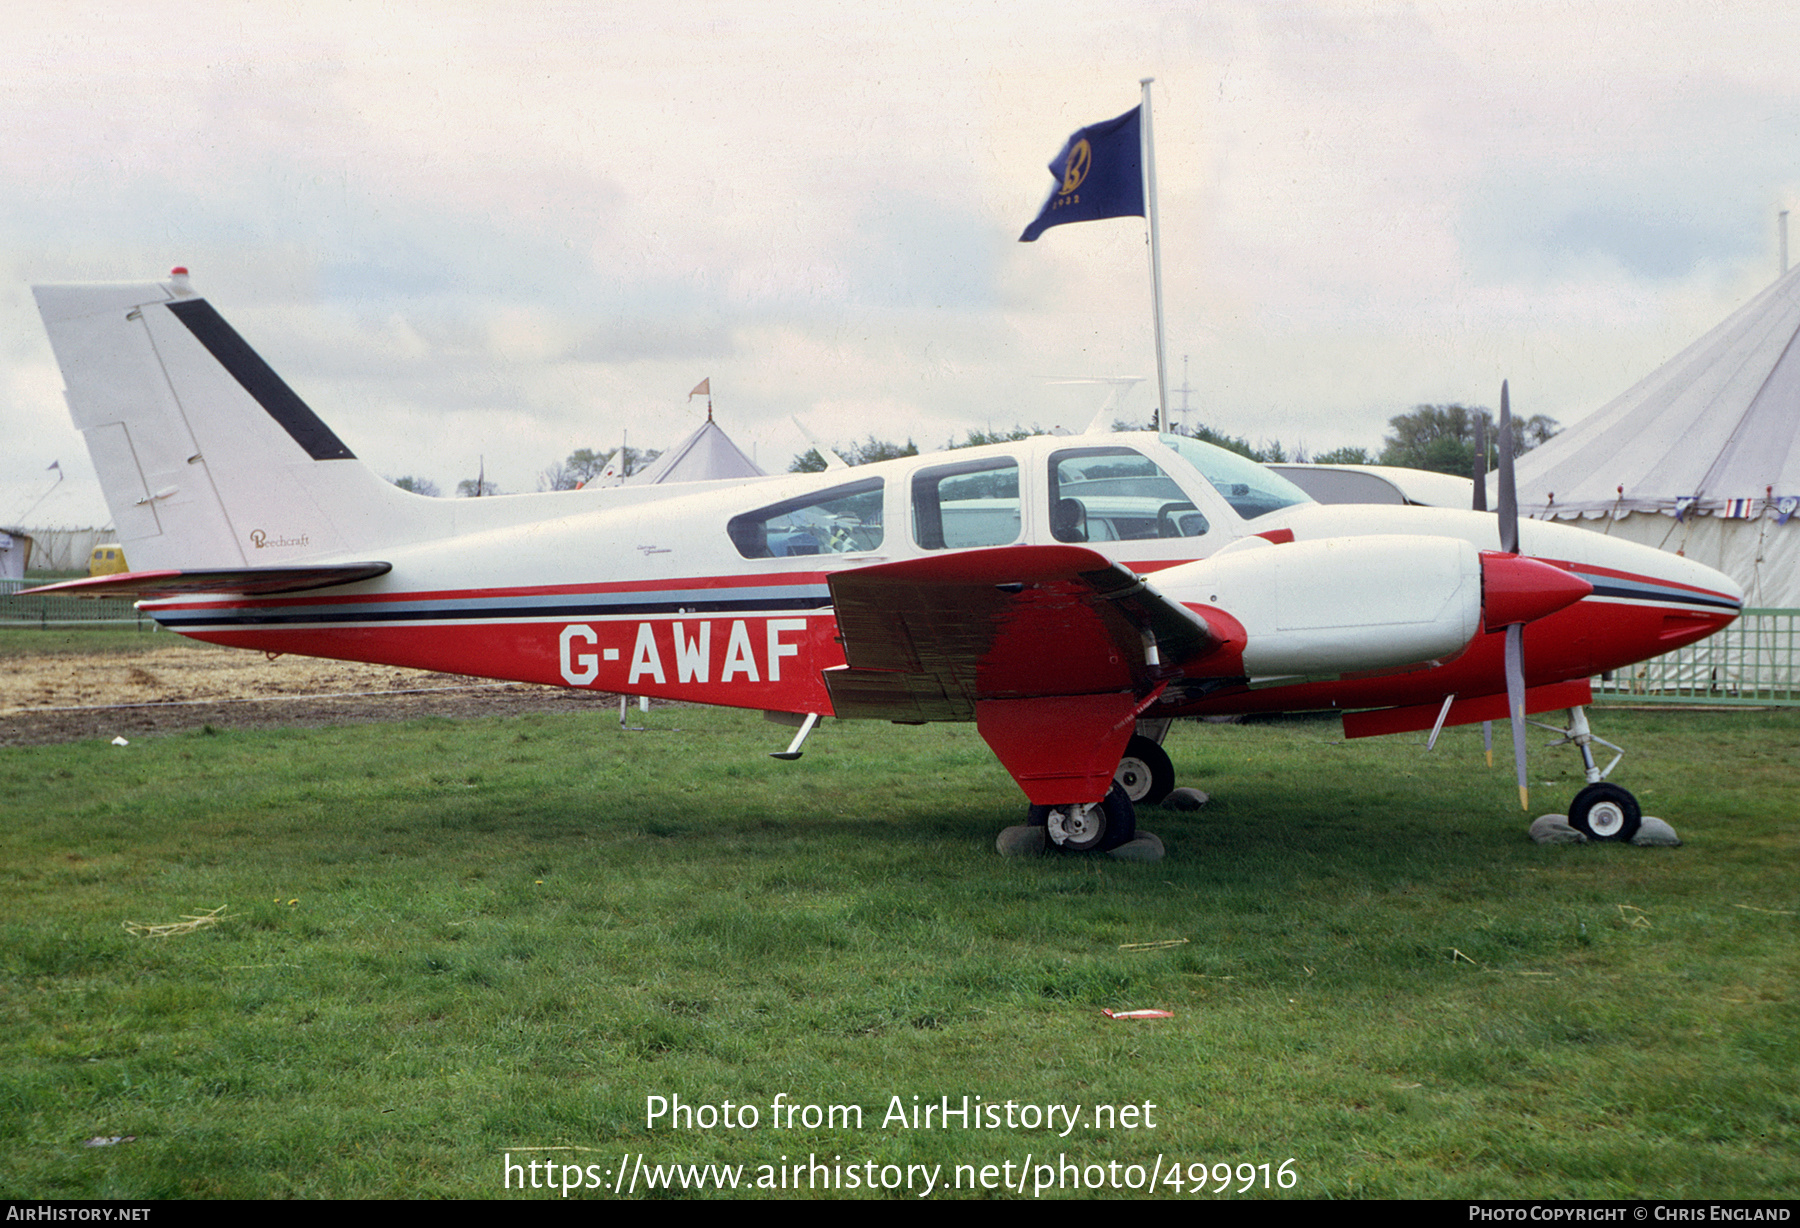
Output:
1497 380 1519 554
1504 622 1529 810
1472 413 1488 512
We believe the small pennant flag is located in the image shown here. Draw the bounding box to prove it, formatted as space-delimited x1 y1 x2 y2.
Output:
688 378 710 401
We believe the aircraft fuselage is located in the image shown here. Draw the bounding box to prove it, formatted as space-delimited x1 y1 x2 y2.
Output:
136 434 1741 731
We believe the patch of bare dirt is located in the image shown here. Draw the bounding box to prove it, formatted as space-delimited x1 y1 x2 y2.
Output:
0 640 615 745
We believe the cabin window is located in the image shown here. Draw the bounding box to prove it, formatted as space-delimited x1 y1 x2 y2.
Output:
912 457 1020 549
1048 446 1209 542
727 478 884 559
1159 434 1313 520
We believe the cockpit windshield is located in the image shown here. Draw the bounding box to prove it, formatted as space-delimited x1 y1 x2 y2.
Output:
1159 434 1314 520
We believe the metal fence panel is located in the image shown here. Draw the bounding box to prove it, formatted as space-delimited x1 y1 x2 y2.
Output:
0 579 147 627
1594 608 1799 706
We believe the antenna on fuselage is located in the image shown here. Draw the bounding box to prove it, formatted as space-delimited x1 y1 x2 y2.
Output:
1173 354 1194 432
1045 376 1146 435
791 417 849 471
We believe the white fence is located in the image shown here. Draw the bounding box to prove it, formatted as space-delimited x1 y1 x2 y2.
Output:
1594 608 1799 706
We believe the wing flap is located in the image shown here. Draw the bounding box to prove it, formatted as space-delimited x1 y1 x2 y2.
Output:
824 545 1216 721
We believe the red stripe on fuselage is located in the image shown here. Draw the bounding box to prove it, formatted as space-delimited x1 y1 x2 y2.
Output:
189 612 846 715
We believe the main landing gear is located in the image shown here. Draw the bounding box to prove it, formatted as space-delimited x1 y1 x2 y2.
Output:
1534 705 1642 842
1029 722 1174 853
1029 784 1138 853
1113 733 1176 806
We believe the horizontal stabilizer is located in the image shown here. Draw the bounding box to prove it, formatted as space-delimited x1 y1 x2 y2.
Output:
24 563 392 599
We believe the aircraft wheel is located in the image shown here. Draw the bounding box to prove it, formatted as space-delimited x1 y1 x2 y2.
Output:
1568 782 1642 842
1114 734 1175 805
1030 784 1137 853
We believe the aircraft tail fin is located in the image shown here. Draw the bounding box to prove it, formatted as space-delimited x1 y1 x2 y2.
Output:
33 273 424 571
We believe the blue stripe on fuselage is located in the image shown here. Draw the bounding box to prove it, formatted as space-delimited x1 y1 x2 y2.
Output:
146 583 834 628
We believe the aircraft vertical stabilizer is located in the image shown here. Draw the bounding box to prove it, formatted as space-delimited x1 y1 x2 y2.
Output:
33 274 425 571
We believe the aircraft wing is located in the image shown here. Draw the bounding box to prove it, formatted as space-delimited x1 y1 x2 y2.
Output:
824 545 1217 722
22 563 393 599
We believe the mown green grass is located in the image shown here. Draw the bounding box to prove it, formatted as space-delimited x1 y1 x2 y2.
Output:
0 623 170 657
0 705 1794 1199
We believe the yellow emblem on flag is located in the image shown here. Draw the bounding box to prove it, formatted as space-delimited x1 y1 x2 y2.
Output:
1060 139 1091 195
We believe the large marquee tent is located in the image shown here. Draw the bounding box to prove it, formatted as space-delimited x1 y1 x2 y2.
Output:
1510 266 1800 609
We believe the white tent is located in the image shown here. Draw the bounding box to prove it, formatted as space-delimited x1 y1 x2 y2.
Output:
0 530 30 582
623 418 765 486
1511 265 1800 608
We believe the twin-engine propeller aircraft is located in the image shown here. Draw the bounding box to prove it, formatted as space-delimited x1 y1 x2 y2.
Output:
30 272 1744 851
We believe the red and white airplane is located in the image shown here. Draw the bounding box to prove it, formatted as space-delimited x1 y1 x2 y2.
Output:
29 272 1744 851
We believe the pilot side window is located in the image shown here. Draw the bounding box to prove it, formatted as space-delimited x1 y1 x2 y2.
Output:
1048 446 1209 542
727 477 884 559
912 457 1021 550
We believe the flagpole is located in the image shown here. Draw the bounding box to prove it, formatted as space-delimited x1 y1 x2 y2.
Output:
1140 78 1170 434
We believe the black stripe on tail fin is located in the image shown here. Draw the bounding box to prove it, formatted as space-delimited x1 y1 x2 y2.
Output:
166 299 357 461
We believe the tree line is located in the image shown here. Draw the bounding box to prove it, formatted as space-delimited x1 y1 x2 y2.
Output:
388 445 664 498
788 426 1048 473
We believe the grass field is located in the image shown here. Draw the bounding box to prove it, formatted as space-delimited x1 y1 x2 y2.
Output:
0 624 171 657
1 694 1795 1199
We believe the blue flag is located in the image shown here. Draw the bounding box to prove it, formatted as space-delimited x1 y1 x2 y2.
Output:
1019 106 1144 242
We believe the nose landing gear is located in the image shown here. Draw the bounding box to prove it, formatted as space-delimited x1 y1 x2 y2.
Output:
1535 706 1642 842
1568 782 1641 841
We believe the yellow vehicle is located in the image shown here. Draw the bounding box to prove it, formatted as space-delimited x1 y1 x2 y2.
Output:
87 544 128 576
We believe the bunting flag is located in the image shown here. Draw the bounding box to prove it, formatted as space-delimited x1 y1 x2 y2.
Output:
1722 497 1757 519
1777 496 1798 525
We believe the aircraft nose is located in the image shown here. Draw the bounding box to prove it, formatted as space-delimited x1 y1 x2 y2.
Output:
1717 571 1747 613
1481 553 1594 630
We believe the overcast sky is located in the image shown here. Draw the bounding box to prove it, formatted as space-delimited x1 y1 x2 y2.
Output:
5 1 1798 527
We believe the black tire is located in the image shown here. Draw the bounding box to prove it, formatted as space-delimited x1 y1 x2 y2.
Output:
1028 784 1137 853
1114 734 1176 805
1568 782 1642 842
